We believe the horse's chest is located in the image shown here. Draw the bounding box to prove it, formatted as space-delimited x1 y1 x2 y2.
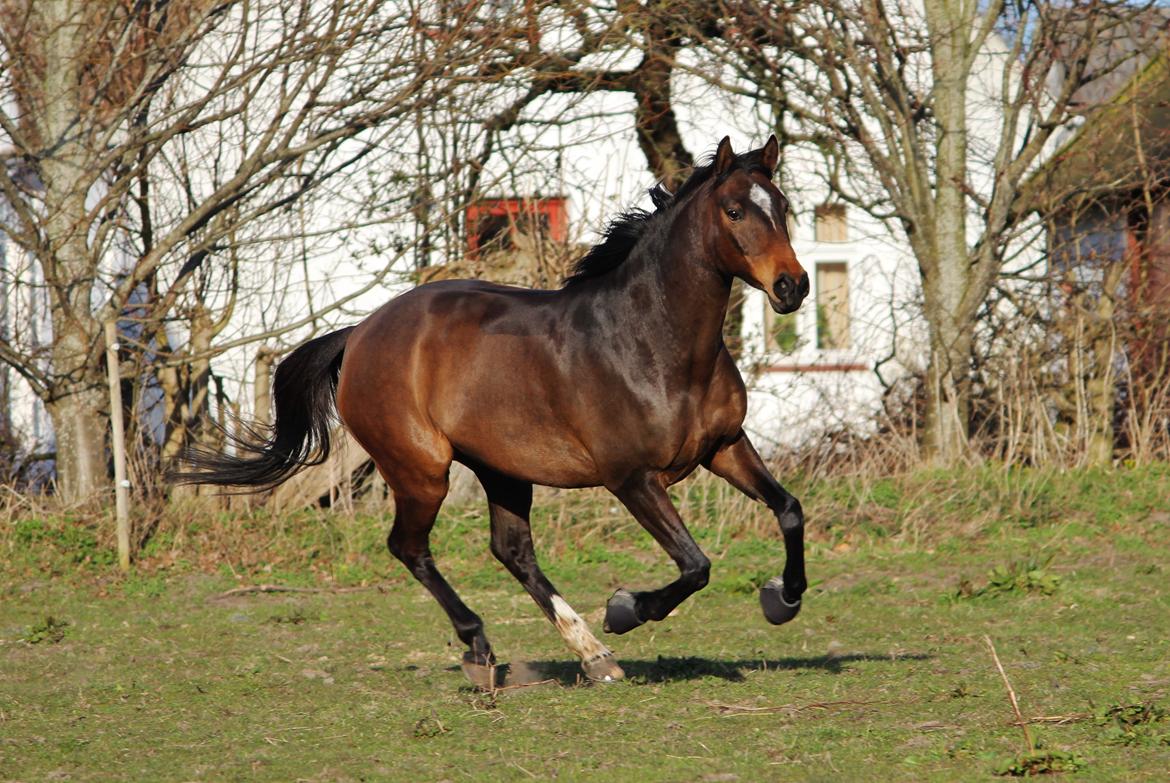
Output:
589 350 746 481
658 384 746 475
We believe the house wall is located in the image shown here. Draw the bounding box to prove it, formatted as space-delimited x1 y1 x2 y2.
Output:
1 19 1037 467
741 216 921 450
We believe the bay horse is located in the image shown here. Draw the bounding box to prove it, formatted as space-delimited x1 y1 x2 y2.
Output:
179 136 810 687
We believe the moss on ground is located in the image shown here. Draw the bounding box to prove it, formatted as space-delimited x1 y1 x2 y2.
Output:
1 465 1169 780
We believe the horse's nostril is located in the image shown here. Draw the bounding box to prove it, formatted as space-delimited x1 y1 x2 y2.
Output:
774 274 793 300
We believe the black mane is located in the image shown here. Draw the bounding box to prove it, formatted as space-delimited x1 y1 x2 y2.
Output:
562 146 774 286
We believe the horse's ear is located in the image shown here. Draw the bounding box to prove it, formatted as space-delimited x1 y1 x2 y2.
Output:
713 136 734 176
762 135 779 177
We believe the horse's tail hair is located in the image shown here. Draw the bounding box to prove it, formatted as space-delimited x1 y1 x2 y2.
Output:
169 326 356 490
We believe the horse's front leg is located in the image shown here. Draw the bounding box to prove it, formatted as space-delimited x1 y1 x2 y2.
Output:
604 472 711 634
705 430 807 625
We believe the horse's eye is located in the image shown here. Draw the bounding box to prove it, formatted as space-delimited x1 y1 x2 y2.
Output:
725 208 742 221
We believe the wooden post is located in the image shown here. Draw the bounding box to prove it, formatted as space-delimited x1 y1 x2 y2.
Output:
254 346 277 425
104 321 131 572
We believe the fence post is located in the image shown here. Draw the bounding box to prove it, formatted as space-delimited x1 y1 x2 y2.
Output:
104 320 131 572
254 346 277 425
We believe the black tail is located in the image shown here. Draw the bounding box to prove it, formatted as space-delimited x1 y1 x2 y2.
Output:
171 326 356 489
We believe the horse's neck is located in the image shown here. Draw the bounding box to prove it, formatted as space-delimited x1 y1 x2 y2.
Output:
607 219 731 372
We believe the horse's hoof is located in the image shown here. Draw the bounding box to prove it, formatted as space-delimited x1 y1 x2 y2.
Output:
603 588 642 635
460 651 503 690
582 651 625 683
760 577 802 625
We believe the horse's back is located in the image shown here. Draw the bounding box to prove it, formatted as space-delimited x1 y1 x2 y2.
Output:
336 279 602 486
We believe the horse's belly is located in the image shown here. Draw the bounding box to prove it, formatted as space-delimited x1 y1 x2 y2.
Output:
449 421 602 488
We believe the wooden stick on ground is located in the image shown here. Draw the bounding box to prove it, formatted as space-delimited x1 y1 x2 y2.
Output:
984 635 1035 754
211 583 391 600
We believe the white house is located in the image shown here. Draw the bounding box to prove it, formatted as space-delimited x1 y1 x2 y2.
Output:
1 7 1046 477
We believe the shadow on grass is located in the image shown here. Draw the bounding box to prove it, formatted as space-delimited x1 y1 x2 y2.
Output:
621 652 932 682
450 652 932 687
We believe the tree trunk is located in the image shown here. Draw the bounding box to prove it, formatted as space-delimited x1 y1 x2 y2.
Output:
42 258 110 499
184 307 216 450
632 28 692 192
918 234 978 464
923 321 972 464
32 0 110 500
920 0 976 465
46 385 107 501
42 231 108 499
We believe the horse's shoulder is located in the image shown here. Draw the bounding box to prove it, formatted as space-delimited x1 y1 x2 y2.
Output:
713 349 747 395
704 349 748 425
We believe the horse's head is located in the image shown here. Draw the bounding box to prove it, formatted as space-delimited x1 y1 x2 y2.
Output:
703 136 807 314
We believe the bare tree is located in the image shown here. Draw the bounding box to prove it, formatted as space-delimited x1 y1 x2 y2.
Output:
688 0 1159 463
465 1 705 190
0 0 515 499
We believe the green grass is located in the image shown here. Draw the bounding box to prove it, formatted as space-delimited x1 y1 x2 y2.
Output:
2 466 1170 780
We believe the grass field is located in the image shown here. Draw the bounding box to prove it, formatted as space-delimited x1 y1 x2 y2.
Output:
2 466 1169 781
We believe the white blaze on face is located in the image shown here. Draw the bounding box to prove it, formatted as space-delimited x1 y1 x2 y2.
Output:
749 183 776 229
550 594 611 662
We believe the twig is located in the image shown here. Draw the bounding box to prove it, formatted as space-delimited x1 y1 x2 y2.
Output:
211 583 390 600
708 699 877 716
508 761 538 779
1027 713 1092 725
496 678 561 692
984 635 1035 754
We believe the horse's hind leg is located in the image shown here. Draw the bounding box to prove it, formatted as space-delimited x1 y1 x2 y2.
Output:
477 467 624 683
383 468 498 688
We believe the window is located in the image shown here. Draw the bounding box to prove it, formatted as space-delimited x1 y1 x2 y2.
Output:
816 262 850 350
814 203 847 243
466 197 567 257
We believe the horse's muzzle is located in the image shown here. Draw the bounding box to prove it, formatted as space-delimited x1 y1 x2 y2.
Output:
770 272 809 314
